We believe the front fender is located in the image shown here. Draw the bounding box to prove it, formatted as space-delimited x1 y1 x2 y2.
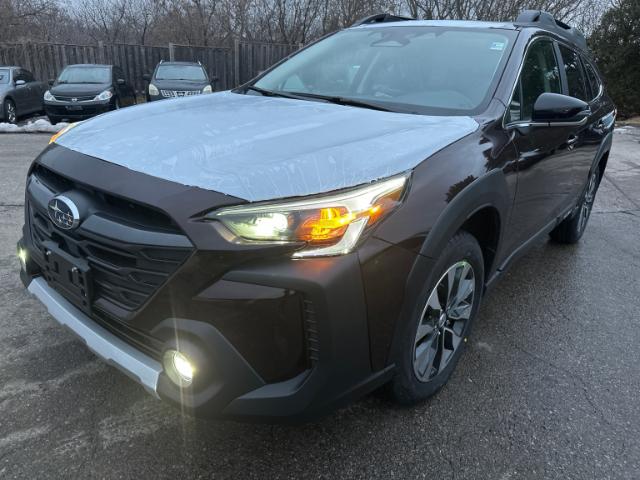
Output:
419 169 510 261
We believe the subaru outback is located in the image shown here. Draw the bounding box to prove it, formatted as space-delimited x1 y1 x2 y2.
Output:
18 10 615 421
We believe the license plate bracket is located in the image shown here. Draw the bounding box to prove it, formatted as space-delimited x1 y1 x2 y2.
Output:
41 241 93 314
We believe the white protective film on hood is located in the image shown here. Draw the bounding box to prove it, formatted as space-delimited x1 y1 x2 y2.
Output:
56 91 478 202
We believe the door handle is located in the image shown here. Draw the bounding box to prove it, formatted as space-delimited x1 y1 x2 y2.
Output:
567 134 579 149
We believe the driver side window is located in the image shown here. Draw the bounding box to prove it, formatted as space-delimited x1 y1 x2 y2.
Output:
507 39 561 123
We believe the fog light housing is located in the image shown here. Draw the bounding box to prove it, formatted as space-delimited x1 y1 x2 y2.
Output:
163 350 194 387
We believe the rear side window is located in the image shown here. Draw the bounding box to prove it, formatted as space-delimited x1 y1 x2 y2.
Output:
22 70 35 82
582 59 601 100
507 39 561 123
559 45 587 101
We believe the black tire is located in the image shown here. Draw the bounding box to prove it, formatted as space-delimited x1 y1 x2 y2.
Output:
549 168 600 244
390 231 484 405
47 115 61 126
3 99 17 124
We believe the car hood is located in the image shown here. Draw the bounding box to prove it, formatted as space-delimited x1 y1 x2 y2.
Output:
50 83 111 96
56 91 478 202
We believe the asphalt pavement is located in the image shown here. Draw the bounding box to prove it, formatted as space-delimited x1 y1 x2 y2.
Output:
0 127 639 479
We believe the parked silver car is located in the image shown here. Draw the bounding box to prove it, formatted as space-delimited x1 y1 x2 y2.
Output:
0 66 47 124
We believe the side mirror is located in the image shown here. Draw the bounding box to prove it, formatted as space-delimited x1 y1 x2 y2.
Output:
142 74 151 81
48 79 55 86
116 78 126 85
532 93 590 124
15 79 26 87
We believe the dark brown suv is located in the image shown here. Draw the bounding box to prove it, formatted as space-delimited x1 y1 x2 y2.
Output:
19 10 615 421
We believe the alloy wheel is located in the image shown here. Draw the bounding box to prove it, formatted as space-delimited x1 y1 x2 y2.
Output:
578 171 598 233
6 101 16 124
413 261 475 382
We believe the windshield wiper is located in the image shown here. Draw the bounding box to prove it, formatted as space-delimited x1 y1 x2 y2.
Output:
244 85 308 101
245 86 393 111
287 92 394 112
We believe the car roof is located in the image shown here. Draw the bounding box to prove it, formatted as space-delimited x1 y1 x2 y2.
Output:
351 11 587 52
353 19 517 30
64 64 112 68
157 61 203 66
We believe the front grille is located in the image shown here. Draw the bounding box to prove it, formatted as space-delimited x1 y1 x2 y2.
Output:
53 95 95 102
160 89 201 98
27 165 193 319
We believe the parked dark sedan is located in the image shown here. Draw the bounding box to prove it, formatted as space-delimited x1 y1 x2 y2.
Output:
0 66 47 124
144 61 212 101
44 64 136 124
19 10 615 422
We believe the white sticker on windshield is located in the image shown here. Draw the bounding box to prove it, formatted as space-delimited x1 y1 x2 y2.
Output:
490 42 505 51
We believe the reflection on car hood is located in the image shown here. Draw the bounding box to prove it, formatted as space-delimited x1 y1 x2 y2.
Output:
56 91 478 202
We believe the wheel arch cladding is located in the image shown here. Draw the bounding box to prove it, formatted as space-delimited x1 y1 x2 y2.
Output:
383 170 509 370
419 168 509 284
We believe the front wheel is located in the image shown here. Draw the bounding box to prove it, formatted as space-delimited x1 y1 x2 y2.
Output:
550 168 600 244
3 99 17 124
391 231 484 405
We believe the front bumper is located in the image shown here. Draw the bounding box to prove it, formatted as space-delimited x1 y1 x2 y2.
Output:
21 251 394 422
19 145 413 421
44 100 111 120
27 276 163 397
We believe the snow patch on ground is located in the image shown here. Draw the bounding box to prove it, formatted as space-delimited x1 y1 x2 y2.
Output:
0 118 68 133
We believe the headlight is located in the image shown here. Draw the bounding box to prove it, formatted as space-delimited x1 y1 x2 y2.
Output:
43 90 54 101
49 122 80 144
149 83 159 95
94 89 113 101
208 174 409 257
202 85 212 93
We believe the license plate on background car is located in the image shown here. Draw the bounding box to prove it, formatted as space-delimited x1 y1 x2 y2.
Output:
66 105 83 111
41 241 92 313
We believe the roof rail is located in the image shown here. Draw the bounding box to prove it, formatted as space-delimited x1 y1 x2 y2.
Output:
515 10 587 51
351 13 415 27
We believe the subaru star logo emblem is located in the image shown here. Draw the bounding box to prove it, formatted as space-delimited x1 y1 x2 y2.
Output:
47 196 80 230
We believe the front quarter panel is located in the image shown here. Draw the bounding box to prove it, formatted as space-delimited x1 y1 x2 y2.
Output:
366 109 518 370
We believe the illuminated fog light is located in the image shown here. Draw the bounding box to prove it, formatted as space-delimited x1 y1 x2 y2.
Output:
17 247 28 269
163 350 194 386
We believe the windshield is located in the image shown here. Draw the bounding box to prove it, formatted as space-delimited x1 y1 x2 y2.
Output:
254 26 514 115
0 69 9 84
57 66 111 84
155 65 207 81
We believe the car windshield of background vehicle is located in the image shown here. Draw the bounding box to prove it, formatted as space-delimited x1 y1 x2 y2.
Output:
0 69 9 84
155 65 207 81
57 66 111 84
254 26 515 115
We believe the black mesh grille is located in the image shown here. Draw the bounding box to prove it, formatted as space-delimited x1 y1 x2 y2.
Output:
303 299 320 366
27 165 193 319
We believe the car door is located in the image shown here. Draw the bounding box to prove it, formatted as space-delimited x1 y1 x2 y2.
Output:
504 37 575 252
21 69 40 112
12 69 31 115
555 44 604 201
113 67 134 106
577 53 611 192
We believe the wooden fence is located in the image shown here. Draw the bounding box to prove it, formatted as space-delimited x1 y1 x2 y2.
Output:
0 40 299 94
